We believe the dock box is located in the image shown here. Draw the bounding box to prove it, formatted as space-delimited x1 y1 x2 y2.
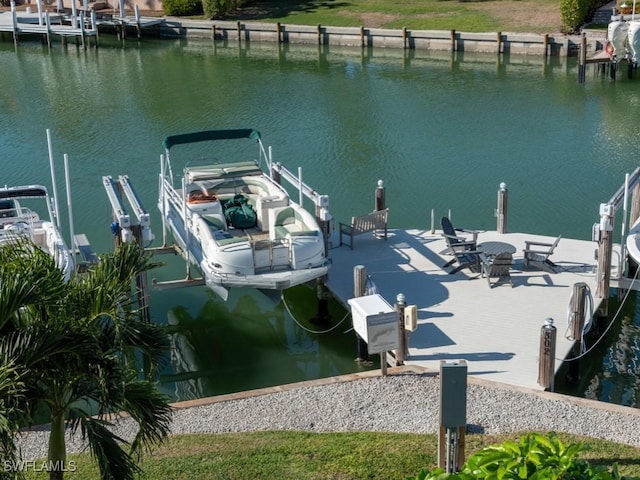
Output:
348 294 399 355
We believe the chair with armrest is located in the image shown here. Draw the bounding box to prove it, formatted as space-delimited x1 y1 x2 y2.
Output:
441 216 481 267
481 251 514 287
447 247 483 275
523 235 561 274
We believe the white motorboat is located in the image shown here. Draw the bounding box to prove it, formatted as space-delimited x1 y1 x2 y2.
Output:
0 185 74 280
158 129 330 300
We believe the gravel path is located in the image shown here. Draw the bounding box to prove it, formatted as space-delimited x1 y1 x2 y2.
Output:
16 369 640 461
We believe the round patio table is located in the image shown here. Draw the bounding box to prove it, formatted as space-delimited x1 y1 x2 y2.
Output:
478 241 516 258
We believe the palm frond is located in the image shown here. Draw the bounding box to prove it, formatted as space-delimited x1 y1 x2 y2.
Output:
0 359 25 471
122 379 172 457
81 417 141 480
0 238 67 332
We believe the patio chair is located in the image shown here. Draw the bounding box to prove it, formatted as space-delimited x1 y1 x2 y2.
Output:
447 247 483 275
441 216 480 266
481 251 513 288
523 235 561 274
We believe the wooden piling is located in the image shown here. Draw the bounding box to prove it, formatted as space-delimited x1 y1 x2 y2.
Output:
596 205 614 323
496 31 501 54
276 22 282 43
450 29 456 51
568 282 588 341
537 318 556 391
354 265 370 363
375 179 386 211
311 276 330 326
497 182 508 234
567 282 588 383
578 34 587 83
395 293 407 365
360 26 365 48
317 24 322 45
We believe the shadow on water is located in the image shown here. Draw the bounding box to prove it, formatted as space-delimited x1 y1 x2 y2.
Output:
158 283 379 401
555 291 640 408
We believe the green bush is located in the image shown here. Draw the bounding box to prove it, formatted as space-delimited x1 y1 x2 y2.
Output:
560 0 588 33
163 0 203 17
407 432 640 480
202 0 244 19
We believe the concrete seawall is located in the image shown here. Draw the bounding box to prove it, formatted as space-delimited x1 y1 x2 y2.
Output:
158 18 607 57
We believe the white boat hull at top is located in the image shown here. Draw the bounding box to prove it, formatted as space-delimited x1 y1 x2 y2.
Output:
0 185 74 281
158 129 330 299
626 214 640 266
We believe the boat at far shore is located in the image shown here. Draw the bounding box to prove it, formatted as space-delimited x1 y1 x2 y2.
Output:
606 2 640 68
0 185 74 280
157 128 330 300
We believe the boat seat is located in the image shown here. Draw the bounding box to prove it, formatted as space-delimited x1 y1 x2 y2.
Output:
203 214 226 231
0 200 16 218
269 206 319 241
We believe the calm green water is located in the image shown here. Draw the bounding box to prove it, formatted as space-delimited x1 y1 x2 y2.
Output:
1 35 639 406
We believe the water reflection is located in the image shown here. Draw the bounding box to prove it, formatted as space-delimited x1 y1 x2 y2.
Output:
161 286 375 401
558 293 640 408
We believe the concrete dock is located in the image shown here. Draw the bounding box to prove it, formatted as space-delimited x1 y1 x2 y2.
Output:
326 227 615 391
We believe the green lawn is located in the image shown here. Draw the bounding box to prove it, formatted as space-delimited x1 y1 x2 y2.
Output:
22 431 640 479
225 0 564 34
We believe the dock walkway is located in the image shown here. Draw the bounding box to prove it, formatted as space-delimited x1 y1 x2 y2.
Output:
0 10 98 45
326 228 610 391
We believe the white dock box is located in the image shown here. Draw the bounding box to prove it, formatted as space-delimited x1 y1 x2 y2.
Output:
348 294 399 355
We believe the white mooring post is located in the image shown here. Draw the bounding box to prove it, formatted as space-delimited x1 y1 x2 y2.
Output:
497 182 508 234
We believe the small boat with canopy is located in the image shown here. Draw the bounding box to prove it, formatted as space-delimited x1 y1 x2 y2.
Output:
157 128 330 300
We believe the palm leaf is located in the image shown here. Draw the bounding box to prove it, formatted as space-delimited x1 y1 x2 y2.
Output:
121 379 172 456
80 417 141 480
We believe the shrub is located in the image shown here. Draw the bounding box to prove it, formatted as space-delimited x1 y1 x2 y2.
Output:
407 432 640 480
202 0 244 19
163 0 203 17
561 0 588 33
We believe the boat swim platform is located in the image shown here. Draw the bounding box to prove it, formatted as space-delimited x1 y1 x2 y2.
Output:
325 228 612 391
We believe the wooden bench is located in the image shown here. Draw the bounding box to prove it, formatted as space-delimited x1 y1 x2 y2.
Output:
339 208 389 249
